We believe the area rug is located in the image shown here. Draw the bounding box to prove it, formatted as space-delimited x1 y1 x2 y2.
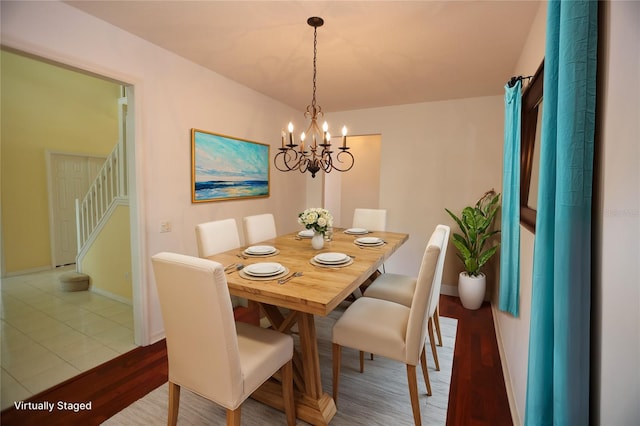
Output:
103 303 457 425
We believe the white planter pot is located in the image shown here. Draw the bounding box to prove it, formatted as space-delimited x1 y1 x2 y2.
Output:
458 272 486 310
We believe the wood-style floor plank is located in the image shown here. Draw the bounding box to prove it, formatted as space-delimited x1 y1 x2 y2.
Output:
1 295 512 425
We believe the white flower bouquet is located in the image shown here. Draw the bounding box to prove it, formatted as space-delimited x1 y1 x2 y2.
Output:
298 207 333 235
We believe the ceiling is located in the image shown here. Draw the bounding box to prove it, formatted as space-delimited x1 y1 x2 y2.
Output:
65 1 541 112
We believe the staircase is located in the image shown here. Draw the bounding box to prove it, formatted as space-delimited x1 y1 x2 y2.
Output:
75 141 128 263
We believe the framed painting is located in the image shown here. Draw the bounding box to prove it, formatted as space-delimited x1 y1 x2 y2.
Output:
191 129 270 202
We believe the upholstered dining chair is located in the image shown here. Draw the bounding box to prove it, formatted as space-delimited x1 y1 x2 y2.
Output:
352 208 387 231
243 213 277 245
364 224 450 371
332 239 441 426
195 218 241 258
196 218 260 324
353 208 388 282
151 252 295 426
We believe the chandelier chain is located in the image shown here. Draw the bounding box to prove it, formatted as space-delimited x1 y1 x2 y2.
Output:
275 16 353 178
311 25 318 111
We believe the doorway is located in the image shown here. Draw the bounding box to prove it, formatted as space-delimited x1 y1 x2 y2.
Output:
324 134 382 226
47 152 106 267
0 49 140 407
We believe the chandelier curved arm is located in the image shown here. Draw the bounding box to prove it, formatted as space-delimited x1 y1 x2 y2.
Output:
274 148 304 172
327 148 355 173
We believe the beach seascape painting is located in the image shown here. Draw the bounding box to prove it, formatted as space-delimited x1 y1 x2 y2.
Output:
191 129 270 202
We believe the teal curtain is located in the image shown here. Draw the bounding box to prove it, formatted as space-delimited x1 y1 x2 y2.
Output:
499 81 521 317
524 1 597 425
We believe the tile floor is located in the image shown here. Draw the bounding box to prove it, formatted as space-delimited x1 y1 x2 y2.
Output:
1 267 136 409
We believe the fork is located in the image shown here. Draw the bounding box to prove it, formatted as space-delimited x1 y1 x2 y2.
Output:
278 271 303 284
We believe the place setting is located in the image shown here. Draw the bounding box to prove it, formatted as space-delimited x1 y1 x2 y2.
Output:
343 227 370 235
239 262 289 281
240 245 280 258
310 252 354 269
296 229 315 239
354 236 386 248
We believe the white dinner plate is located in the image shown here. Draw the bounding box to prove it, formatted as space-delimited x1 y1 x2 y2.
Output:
355 237 384 246
298 229 314 238
244 245 276 255
344 228 369 235
314 252 350 264
243 262 285 276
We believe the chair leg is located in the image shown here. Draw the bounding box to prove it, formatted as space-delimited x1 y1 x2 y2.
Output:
428 317 440 371
281 359 296 426
419 348 432 396
406 364 422 426
332 343 342 405
167 381 180 426
359 351 365 373
226 407 241 426
434 304 443 347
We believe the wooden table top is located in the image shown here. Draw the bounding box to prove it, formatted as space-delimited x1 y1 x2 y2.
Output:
207 228 409 316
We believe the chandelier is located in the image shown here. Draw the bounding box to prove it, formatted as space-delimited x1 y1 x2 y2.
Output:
274 17 354 178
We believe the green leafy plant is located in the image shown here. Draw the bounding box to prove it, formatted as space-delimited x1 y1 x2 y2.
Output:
445 190 501 277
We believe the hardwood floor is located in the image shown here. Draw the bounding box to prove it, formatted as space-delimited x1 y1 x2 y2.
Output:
0 295 512 425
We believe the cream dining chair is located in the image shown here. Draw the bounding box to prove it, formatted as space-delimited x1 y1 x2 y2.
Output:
243 213 277 245
195 218 242 258
196 218 254 318
332 234 441 426
151 252 295 426
352 208 387 232
364 224 450 370
352 208 388 288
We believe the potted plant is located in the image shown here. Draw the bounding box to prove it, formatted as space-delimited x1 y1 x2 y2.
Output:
445 190 501 309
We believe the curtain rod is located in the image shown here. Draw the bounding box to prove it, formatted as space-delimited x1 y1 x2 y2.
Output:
507 75 533 88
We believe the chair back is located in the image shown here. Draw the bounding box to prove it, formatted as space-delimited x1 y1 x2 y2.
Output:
352 208 387 231
243 213 277 245
195 218 241 258
405 235 441 364
151 252 244 408
427 225 450 317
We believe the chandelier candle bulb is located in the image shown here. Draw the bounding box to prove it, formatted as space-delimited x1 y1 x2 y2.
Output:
288 122 294 145
281 129 285 148
342 126 348 148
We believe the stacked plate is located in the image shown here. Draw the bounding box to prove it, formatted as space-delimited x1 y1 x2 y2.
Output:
313 252 351 266
243 262 285 277
344 227 369 235
243 245 277 256
298 229 315 238
354 236 385 247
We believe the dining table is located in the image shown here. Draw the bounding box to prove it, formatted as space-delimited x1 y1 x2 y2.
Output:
207 227 409 425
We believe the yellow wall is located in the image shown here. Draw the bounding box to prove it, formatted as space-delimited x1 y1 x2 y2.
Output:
1 50 121 273
81 205 132 301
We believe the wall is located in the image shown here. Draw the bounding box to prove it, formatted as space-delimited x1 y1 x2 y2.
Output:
330 95 504 293
0 49 120 274
1 1 306 343
492 2 547 424
594 1 640 423
81 205 132 302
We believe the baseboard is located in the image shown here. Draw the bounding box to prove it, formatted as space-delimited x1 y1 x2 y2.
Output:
491 303 521 426
441 283 459 297
90 286 133 305
2 265 52 278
